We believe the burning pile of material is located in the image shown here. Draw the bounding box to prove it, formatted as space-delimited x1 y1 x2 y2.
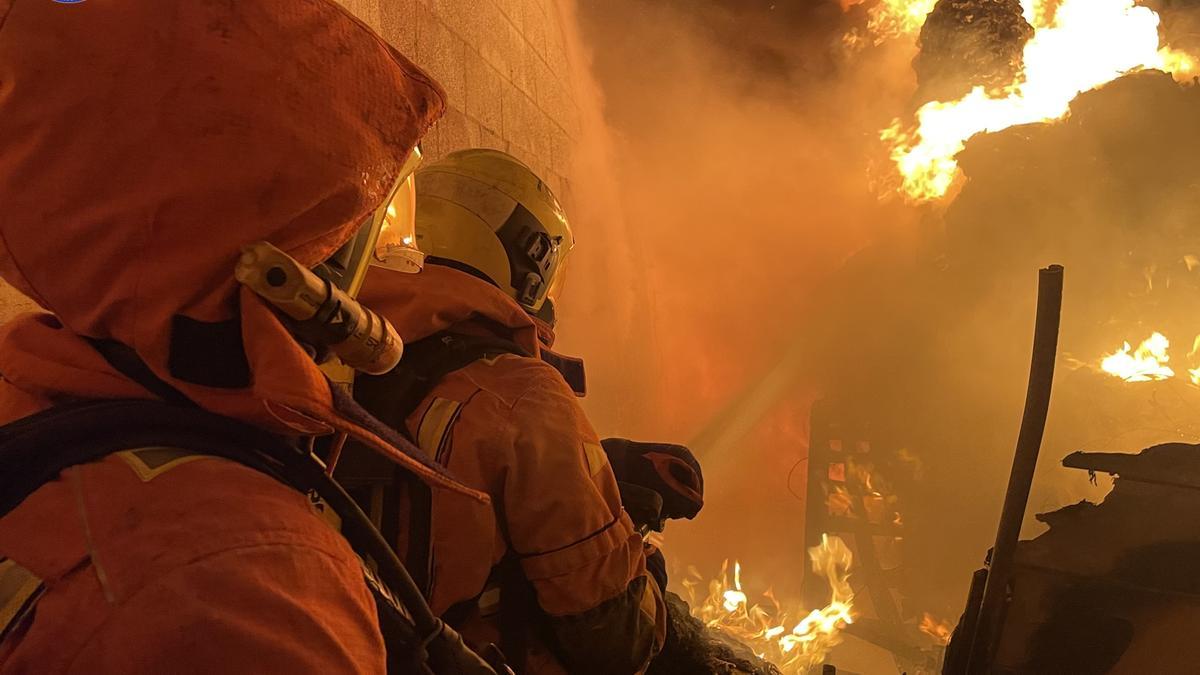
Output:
797 0 1200 640
912 0 1034 103
1098 332 1200 385
681 535 855 674
883 0 1198 201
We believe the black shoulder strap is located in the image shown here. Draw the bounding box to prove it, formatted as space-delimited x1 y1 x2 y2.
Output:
353 332 528 440
344 332 525 597
0 399 290 518
0 340 501 673
0 399 463 674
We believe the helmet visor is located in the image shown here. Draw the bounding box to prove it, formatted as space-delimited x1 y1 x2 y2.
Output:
545 251 569 305
373 148 425 274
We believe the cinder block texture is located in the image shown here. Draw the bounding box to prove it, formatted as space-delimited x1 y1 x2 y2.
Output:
340 0 581 211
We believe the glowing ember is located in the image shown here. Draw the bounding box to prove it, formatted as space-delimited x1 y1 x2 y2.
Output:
919 611 954 646
685 535 854 673
1100 332 1175 382
884 0 1198 202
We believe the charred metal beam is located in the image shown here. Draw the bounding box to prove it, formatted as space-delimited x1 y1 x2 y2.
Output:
963 264 1064 674
1063 445 1200 492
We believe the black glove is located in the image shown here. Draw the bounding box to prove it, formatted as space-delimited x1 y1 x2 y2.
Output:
616 481 664 533
601 438 704 521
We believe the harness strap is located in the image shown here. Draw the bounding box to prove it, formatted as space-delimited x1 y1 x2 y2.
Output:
0 329 506 673
0 398 449 671
348 333 526 597
85 337 196 407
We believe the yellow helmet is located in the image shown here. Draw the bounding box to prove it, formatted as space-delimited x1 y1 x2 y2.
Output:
414 149 574 314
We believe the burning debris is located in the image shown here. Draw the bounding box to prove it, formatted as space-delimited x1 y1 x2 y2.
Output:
1099 332 1175 382
681 536 856 674
918 612 954 646
912 0 1034 103
1097 332 1200 385
807 9 1200 669
651 592 783 675
883 0 1198 201
586 0 1200 671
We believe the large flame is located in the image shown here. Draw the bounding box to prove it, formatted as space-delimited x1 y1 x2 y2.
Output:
1100 332 1176 382
686 534 855 673
884 0 1197 202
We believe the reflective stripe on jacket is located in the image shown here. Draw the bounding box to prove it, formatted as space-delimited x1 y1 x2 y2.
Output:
359 265 666 674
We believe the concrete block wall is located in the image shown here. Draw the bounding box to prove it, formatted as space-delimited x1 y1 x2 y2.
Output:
338 0 583 210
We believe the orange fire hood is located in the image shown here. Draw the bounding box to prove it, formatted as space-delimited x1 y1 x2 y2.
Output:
0 0 485 502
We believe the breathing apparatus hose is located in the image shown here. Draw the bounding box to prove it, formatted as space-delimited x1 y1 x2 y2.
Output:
286 450 502 674
234 240 506 673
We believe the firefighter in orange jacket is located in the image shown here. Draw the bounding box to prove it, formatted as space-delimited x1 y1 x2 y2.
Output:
351 149 666 673
0 2 485 672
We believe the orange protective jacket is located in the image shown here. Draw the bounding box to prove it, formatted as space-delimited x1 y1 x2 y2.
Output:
358 266 667 674
0 1 484 673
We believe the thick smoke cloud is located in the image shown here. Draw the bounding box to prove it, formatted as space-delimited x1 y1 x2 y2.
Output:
560 0 921 599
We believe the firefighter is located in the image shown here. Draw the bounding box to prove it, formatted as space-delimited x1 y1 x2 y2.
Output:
348 149 667 673
0 2 490 672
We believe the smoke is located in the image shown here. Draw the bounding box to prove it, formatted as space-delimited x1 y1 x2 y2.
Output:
560 0 1200 631
558 0 920 599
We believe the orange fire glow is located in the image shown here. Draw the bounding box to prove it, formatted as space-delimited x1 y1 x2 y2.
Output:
883 0 1198 202
919 612 954 646
686 534 855 673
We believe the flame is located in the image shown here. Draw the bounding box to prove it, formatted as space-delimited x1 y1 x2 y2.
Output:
686 534 855 673
868 0 937 43
919 612 954 646
842 0 936 49
826 484 855 517
1100 332 1175 382
1189 335 1200 385
884 0 1198 201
